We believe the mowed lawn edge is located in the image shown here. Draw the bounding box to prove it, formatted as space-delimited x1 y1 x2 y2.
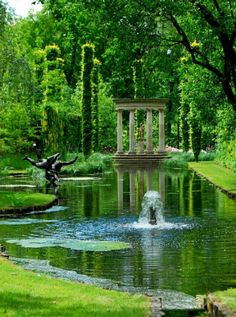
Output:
0 192 56 214
188 162 236 197
0 257 150 317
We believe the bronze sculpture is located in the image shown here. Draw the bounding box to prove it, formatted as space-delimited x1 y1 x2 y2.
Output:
24 145 77 187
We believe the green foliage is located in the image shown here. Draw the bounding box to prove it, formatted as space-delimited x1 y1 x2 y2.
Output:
0 0 235 165
0 104 35 153
97 82 116 152
179 96 190 152
0 154 28 171
214 288 236 312
41 103 64 154
62 152 112 176
164 155 188 169
164 151 215 169
92 58 101 152
81 43 95 156
215 140 236 171
133 58 144 99
41 44 67 103
63 112 82 152
189 102 202 162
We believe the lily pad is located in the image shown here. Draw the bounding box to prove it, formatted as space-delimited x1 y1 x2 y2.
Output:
0 184 36 188
27 205 68 215
6 237 130 252
61 177 101 181
0 218 57 225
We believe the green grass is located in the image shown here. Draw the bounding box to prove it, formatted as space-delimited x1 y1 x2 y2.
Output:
0 154 28 175
0 192 55 211
0 258 150 317
188 161 236 195
213 288 236 312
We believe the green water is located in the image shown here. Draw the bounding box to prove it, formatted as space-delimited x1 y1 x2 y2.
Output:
1 166 236 309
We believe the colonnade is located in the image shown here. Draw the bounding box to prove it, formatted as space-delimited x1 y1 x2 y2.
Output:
115 99 167 155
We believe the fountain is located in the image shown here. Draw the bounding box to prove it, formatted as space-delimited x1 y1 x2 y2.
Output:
138 190 164 225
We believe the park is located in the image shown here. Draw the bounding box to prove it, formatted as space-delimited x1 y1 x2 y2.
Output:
0 0 236 316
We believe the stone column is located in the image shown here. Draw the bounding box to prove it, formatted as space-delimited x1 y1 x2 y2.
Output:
146 109 153 153
158 108 165 152
117 110 123 154
128 110 135 154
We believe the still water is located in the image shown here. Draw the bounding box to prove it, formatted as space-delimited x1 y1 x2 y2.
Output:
1 166 236 309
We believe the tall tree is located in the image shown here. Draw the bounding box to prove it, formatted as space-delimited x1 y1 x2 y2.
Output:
81 43 94 156
133 0 236 110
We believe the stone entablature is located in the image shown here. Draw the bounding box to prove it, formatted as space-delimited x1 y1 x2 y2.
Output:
114 98 168 110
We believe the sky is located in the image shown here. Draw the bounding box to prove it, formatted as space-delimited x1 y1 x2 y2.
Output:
7 0 42 17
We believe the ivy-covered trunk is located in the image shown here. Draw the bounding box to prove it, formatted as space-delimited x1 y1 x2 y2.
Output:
92 58 100 152
180 101 190 152
189 103 202 162
81 43 94 156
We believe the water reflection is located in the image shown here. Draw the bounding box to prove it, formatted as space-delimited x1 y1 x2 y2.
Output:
115 164 165 212
1 166 236 308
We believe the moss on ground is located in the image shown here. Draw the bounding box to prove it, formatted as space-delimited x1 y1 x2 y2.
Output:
212 289 236 313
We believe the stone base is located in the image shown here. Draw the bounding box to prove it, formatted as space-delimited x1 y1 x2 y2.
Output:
113 152 168 166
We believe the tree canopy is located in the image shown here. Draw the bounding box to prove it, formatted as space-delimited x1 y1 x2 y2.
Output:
0 0 235 164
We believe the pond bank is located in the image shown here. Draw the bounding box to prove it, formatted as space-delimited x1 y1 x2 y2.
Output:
0 192 56 216
0 257 150 317
188 161 236 198
204 293 236 317
189 161 236 315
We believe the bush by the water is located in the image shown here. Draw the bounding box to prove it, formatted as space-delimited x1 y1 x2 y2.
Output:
164 151 215 169
60 152 113 175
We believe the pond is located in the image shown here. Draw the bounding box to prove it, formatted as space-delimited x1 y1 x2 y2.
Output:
1 165 236 310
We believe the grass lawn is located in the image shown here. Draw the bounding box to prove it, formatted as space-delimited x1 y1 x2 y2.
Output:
0 257 150 317
0 192 55 213
213 288 236 313
188 162 236 196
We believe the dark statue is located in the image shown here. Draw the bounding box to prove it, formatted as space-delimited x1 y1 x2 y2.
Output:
24 144 77 187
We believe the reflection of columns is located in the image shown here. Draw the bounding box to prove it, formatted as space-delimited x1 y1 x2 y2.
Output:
117 110 123 153
129 110 135 154
138 170 145 199
147 169 153 191
146 109 153 153
129 170 135 211
159 170 165 204
117 169 124 211
159 109 165 152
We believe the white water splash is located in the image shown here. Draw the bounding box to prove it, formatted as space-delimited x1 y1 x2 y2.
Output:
130 221 191 230
138 191 164 225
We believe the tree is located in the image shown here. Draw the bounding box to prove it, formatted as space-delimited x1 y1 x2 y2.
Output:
81 43 95 156
40 44 67 153
189 102 202 162
133 0 236 110
92 58 101 152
